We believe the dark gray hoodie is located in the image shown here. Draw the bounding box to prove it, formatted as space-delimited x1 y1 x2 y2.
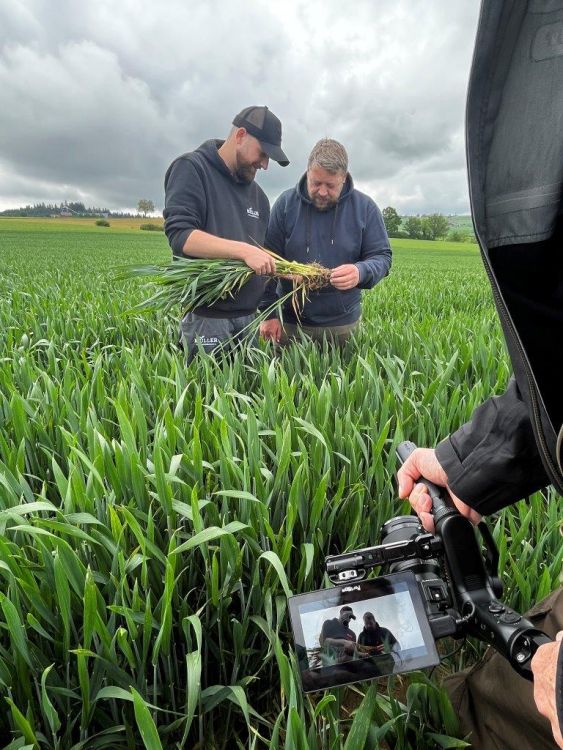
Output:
163 139 270 318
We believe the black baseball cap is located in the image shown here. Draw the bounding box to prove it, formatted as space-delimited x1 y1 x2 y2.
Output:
232 105 289 167
340 606 356 619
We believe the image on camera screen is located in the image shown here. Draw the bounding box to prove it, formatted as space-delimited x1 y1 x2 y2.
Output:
289 571 439 692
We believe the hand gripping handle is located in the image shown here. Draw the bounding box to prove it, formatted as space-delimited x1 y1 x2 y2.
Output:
396 440 458 528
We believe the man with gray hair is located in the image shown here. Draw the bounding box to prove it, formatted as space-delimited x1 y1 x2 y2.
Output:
259 138 391 345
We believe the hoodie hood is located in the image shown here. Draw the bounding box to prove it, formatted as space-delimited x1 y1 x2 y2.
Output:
196 139 239 183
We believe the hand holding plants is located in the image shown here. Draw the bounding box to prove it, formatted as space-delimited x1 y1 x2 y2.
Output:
241 245 276 275
330 264 360 290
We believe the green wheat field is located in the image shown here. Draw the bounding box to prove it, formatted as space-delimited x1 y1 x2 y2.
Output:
0 218 560 749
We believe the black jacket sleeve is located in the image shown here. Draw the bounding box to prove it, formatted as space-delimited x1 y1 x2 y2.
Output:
435 377 549 515
163 158 207 256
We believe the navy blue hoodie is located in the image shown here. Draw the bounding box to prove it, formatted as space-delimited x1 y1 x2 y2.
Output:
164 139 270 318
261 173 391 326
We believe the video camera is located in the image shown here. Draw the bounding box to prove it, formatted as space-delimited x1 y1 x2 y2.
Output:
289 441 551 692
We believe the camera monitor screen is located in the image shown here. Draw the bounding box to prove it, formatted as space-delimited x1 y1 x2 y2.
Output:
289 571 439 692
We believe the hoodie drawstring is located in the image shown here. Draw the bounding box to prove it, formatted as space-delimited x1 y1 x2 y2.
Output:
306 203 311 255
306 201 339 254
331 203 338 246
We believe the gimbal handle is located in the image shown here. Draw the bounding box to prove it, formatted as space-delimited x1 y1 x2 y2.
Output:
396 441 458 529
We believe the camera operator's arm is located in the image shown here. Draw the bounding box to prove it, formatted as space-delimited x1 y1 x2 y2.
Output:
532 633 563 749
398 378 549 530
397 378 559 747
435 377 548 514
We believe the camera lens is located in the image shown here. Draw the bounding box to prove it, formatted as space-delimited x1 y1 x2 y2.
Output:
381 515 422 543
381 515 441 577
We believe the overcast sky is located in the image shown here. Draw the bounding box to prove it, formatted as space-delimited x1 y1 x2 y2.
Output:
0 0 480 215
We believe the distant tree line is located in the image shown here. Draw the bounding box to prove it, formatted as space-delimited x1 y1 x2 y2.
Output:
382 206 476 243
0 201 159 219
403 213 450 241
0 202 106 217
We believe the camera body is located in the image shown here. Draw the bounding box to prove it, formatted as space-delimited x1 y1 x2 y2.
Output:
324 441 551 681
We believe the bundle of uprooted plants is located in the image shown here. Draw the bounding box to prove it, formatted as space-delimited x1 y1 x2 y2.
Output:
123 246 332 326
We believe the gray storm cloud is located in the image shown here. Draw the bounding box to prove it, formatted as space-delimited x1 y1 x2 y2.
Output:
0 0 479 214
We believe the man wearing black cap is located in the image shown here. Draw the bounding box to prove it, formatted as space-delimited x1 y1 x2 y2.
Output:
163 105 289 360
319 606 358 664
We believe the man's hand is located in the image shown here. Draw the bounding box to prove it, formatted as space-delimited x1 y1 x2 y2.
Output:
242 245 276 275
532 633 563 748
260 319 282 342
360 644 384 654
324 638 356 654
397 447 481 532
330 264 360 290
